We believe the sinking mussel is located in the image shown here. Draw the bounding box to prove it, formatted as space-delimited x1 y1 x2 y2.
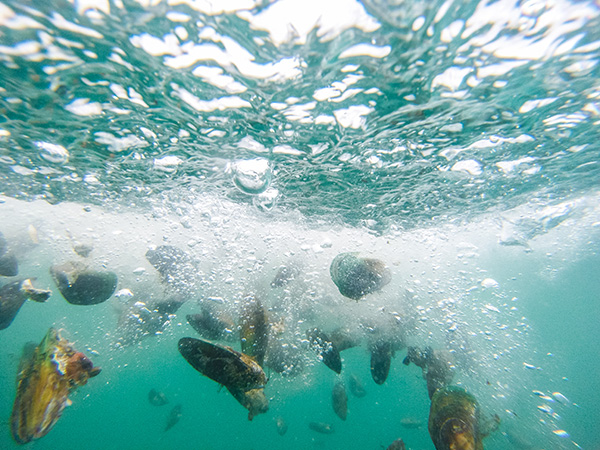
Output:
275 416 288 436
0 279 51 330
186 305 236 342
227 386 269 421
428 386 483 450
332 381 348 421
165 404 182 431
387 439 407 450
370 340 393 385
178 337 266 391
309 422 334 434
50 261 117 305
11 328 101 444
329 252 391 300
148 388 169 406
0 231 18 277
307 327 342 374
239 295 269 367
349 374 367 398
404 347 455 399
178 337 268 420
145 245 196 294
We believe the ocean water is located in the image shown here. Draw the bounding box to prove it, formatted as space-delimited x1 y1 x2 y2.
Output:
0 0 599 449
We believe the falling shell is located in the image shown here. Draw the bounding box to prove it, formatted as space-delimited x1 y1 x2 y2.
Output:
329 252 391 300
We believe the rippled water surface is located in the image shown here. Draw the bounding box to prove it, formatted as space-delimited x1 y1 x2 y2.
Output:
0 0 599 449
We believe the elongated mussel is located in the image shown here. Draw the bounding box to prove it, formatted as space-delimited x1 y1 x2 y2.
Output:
11 328 101 444
178 337 268 420
307 328 342 374
239 295 269 366
330 252 391 300
428 386 483 450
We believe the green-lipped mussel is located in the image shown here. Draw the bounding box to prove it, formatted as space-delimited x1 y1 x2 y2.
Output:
11 328 101 445
178 337 268 420
428 386 483 450
239 296 269 367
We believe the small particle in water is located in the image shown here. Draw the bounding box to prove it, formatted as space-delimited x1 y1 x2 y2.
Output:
552 430 569 438
532 390 545 396
115 288 134 298
552 392 570 404
572 441 582 448
540 395 555 402
537 405 553 414
523 362 540 370
229 158 271 195
35 141 69 164
133 267 146 275
480 278 498 288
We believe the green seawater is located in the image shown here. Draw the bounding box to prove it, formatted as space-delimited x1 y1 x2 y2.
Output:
0 0 599 449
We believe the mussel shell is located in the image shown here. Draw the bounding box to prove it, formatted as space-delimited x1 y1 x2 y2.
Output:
428 386 482 450
145 245 195 293
0 280 51 330
178 337 266 391
386 439 407 450
332 381 348 421
148 388 169 406
330 252 391 300
0 232 18 277
239 296 269 367
309 422 334 434
11 328 100 444
349 374 367 398
275 416 288 436
370 340 393 385
165 404 182 431
50 262 117 305
226 387 269 421
307 328 342 374
186 307 236 342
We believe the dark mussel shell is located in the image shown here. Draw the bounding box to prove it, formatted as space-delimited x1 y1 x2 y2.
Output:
309 422 334 434
349 374 367 398
239 296 269 366
50 261 117 305
370 340 393 385
227 386 269 421
386 439 406 450
329 252 391 300
148 388 169 406
332 381 348 421
307 328 342 374
145 245 196 293
178 337 266 391
186 306 236 341
0 232 18 277
0 279 51 330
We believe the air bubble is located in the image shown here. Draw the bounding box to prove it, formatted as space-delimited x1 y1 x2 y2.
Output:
231 158 271 194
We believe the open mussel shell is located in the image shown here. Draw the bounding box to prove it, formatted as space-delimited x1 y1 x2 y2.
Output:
11 328 100 444
329 252 391 300
428 386 482 450
178 337 266 391
50 261 117 305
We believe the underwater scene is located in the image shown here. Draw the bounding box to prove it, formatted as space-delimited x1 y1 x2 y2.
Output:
0 0 599 449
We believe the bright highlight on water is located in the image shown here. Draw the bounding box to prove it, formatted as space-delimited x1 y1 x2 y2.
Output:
0 0 599 449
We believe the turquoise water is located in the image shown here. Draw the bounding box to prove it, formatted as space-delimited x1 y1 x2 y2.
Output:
1 0 599 449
